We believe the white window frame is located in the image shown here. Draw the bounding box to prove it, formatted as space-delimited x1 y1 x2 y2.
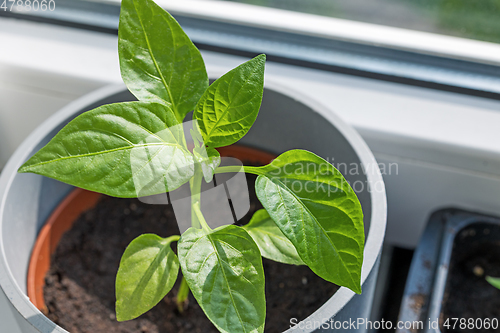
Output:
2 2 500 249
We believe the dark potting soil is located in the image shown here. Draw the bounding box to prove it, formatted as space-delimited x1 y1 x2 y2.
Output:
441 223 500 333
44 172 339 333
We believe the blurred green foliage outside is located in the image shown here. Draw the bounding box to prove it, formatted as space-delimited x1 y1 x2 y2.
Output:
224 0 500 44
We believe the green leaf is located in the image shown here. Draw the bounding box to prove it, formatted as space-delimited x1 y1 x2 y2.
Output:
487 276 500 289
119 0 208 122
193 146 221 183
116 234 180 321
194 54 266 148
18 102 194 198
178 225 266 333
252 150 364 294
244 209 304 265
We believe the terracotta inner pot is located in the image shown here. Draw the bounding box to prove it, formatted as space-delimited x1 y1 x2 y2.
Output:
27 145 276 314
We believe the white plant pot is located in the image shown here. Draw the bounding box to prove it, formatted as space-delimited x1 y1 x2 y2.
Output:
0 82 387 333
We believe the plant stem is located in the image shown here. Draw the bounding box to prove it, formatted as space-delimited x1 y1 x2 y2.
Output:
214 165 264 176
166 234 180 243
189 163 203 229
193 202 211 233
176 276 190 313
176 147 211 314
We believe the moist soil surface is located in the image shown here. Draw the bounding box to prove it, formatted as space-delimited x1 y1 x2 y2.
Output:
44 172 339 333
441 223 500 333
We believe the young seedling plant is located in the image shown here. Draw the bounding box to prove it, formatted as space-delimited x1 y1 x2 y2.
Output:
18 0 365 331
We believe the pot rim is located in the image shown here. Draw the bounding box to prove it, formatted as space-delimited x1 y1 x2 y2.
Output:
0 80 387 333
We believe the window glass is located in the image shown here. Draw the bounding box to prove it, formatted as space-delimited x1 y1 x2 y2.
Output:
223 0 500 44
